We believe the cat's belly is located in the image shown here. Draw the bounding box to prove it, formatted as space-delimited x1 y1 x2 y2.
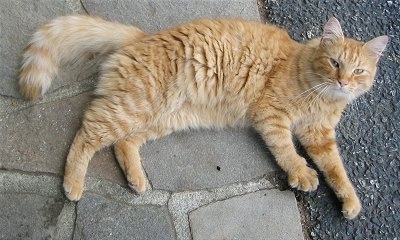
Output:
155 103 248 132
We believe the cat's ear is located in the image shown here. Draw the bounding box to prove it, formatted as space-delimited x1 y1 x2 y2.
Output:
363 35 389 61
320 17 344 47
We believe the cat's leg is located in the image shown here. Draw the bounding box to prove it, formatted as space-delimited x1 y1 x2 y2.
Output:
63 97 144 201
249 107 319 192
114 127 172 194
63 124 114 201
114 135 147 194
295 125 361 219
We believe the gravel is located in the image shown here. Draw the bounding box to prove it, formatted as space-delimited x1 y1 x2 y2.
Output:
263 0 400 239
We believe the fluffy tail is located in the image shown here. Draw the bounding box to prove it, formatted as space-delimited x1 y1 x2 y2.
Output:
19 15 145 99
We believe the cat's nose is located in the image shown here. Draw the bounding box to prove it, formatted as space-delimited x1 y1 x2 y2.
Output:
338 80 348 88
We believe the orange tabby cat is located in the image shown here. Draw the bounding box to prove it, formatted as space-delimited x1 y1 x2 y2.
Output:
19 15 388 219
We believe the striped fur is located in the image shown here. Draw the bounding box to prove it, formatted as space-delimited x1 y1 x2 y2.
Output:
19 15 388 219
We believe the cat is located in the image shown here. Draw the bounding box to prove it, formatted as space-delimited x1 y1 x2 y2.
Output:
19 15 388 220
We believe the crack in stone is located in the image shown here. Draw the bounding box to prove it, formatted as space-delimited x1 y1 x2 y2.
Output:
0 170 279 240
72 202 78 240
65 0 85 13
79 0 90 14
0 83 94 116
84 176 171 206
54 201 77 240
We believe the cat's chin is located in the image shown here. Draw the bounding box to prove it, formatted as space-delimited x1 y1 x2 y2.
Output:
327 88 356 102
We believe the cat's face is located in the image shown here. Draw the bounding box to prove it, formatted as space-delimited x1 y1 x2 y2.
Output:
307 17 388 102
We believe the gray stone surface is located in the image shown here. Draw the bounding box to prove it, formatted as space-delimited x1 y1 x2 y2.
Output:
168 177 274 240
0 1 310 240
0 93 87 173
0 92 126 185
0 171 76 240
0 0 86 98
82 0 260 32
0 170 63 196
54 202 76 240
142 128 277 191
0 90 277 191
189 189 303 240
0 193 65 240
74 194 176 240
0 0 277 193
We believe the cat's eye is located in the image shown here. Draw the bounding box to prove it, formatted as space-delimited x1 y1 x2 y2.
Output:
354 69 364 74
329 58 340 68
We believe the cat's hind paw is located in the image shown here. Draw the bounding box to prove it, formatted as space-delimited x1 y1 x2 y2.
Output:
63 178 84 201
127 173 147 194
342 196 361 220
288 166 319 192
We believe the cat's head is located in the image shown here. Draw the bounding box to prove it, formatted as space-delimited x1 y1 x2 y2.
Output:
306 17 388 102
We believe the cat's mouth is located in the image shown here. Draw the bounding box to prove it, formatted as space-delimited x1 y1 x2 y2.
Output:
327 85 355 101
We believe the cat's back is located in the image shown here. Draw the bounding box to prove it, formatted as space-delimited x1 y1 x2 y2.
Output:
101 18 297 105
98 18 298 129
170 18 282 38
146 18 294 52
124 18 296 84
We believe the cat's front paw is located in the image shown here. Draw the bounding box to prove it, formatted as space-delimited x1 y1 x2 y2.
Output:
288 165 319 192
342 195 361 219
63 177 84 201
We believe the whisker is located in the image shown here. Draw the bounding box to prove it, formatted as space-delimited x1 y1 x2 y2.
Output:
292 82 329 103
298 84 328 110
310 85 329 110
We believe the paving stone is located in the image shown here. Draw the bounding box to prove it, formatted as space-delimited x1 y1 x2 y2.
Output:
0 0 87 98
0 170 63 197
0 193 65 240
81 0 260 32
74 194 176 240
0 90 278 192
142 128 278 191
0 0 259 99
0 0 271 192
189 189 304 240
0 0 278 193
168 178 274 240
54 202 76 240
0 92 126 185
0 2 310 239
0 171 76 240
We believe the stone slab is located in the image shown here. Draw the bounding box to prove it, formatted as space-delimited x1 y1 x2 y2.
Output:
168 178 274 240
189 189 304 240
0 171 76 240
54 202 76 240
74 194 176 240
0 0 87 98
0 0 260 99
0 0 277 192
142 128 278 191
82 0 261 32
0 91 278 191
0 193 65 240
0 92 126 185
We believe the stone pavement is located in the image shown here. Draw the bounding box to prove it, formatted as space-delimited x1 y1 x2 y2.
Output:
0 1 304 239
